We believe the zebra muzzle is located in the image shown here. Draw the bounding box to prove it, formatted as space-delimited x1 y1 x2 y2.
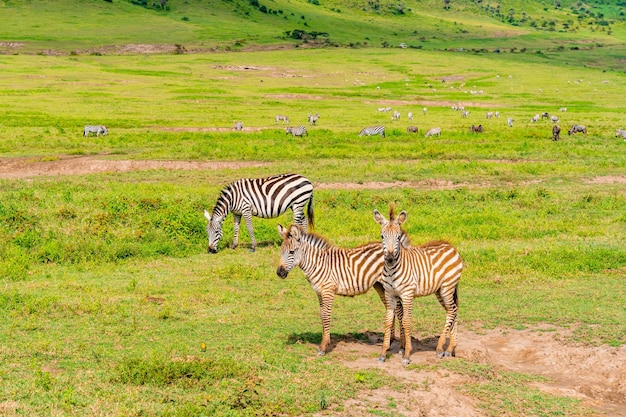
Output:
276 266 289 279
208 246 218 254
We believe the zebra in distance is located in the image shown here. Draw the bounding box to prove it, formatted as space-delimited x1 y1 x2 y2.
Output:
83 125 108 137
308 113 320 125
204 173 314 253
507 117 514 127
276 224 404 356
424 127 441 137
531 114 540 123
550 115 560 123
359 125 385 138
616 129 626 140
568 124 587 135
276 115 290 125
461 110 470 118
470 124 483 133
486 111 494 119
285 126 308 137
407 112 413 121
233 121 243 131
374 206 463 364
406 126 418 133
391 110 401 121
552 125 561 141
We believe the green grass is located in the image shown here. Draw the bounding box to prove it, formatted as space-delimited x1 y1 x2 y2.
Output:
0 2 626 415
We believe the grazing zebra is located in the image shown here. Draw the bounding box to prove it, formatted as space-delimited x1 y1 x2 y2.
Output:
423 107 427 116
550 115 560 123
559 107 568 112
286 126 308 137
486 111 494 119
407 112 413 121
359 125 385 138
552 125 561 141
391 110 401 121
616 129 626 140
276 115 290 125
233 121 243 131
530 114 540 123
83 125 108 137
276 224 404 356
308 113 320 125
507 117 514 127
424 127 441 137
204 173 314 253
470 124 483 133
406 126 418 133
568 124 587 135
374 206 463 364
495 111 501 118
461 110 470 118
541 112 550 119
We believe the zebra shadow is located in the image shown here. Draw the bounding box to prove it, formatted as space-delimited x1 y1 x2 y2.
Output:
286 331 439 355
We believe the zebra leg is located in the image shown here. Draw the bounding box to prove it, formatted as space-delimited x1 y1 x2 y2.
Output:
231 214 241 249
378 295 397 363
400 297 413 365
373 282 401 344
242 210 256 252
317 292 335 355
435 289 458 358
291 204 308 230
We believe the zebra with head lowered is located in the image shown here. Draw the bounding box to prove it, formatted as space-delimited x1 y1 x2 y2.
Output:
276 224 404 356
233 121 243 131
204 173 314 253
424 127 441 137
359 125 385 138
374 206 463 365
552 125 561 141
616 129 626 140
308 113 320 125
83 125 108 137
568 124 587 135
286 126 308 137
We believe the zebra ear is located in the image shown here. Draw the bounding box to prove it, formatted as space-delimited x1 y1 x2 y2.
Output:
396 210 407 225
203 209 211 222
373 209 387 225
289 224 302 241
277 224 288 239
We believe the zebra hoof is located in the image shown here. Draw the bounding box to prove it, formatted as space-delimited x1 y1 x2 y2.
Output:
317 350 326 356
249 248 256 253
401 358 411 366
398 349 405 355
436 351 444 359
377 356 386 363
443 351 451 357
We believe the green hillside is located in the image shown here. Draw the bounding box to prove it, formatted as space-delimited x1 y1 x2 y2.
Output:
1 0 625 69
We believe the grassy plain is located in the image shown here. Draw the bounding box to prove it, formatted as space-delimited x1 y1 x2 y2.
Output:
1 1 626 414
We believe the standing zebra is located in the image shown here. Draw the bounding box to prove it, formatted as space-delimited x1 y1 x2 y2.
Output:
552 125 561 141
374 207 463 364
616 129 626 140
83 125 108 137
550 115 560 123
568 124 587 135
204 173 314 253
308 113 320 125
276 224 404 356
276 115 290 125
359 125 385 138
507 117 514 127
424 127 441 137
406 126 418 133
285 126 308 137
233 121 243 131
391 111 401 121
407 112 413 121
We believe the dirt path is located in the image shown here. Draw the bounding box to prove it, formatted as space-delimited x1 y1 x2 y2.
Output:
315 327 626 417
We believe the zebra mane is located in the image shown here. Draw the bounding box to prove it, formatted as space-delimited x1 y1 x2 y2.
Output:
389 203 396 221
296 227 378 252
418 239 451 249
212 186 232 218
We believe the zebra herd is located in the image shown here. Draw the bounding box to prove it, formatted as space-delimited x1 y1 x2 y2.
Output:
205 174 462 364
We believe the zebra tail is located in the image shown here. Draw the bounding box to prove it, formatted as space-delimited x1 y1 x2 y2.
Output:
307 193 315 231
453 285 459 308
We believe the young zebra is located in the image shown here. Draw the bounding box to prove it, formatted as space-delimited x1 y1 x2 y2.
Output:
568 124 587 135
204 173 314 253
83 125 108 137
276 115 290 125
285 126 308 137
374 206 463 364
308 113 320 125
424 127 441 137
276 224 404 356
359 125 385 138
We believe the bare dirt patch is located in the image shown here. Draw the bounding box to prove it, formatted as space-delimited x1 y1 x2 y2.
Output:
313 327 626 417
585 175 626 184
367 99 498 108
318 180 464 191
0 155 268 179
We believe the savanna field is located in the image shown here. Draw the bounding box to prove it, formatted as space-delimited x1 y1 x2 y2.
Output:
1 0 625 416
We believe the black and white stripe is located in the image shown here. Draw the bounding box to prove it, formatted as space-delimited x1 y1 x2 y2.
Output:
374 206 463 364
83 125 108 137
276 224 403 355
285 126 308 137
204 173 314 253
359 125 385 138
